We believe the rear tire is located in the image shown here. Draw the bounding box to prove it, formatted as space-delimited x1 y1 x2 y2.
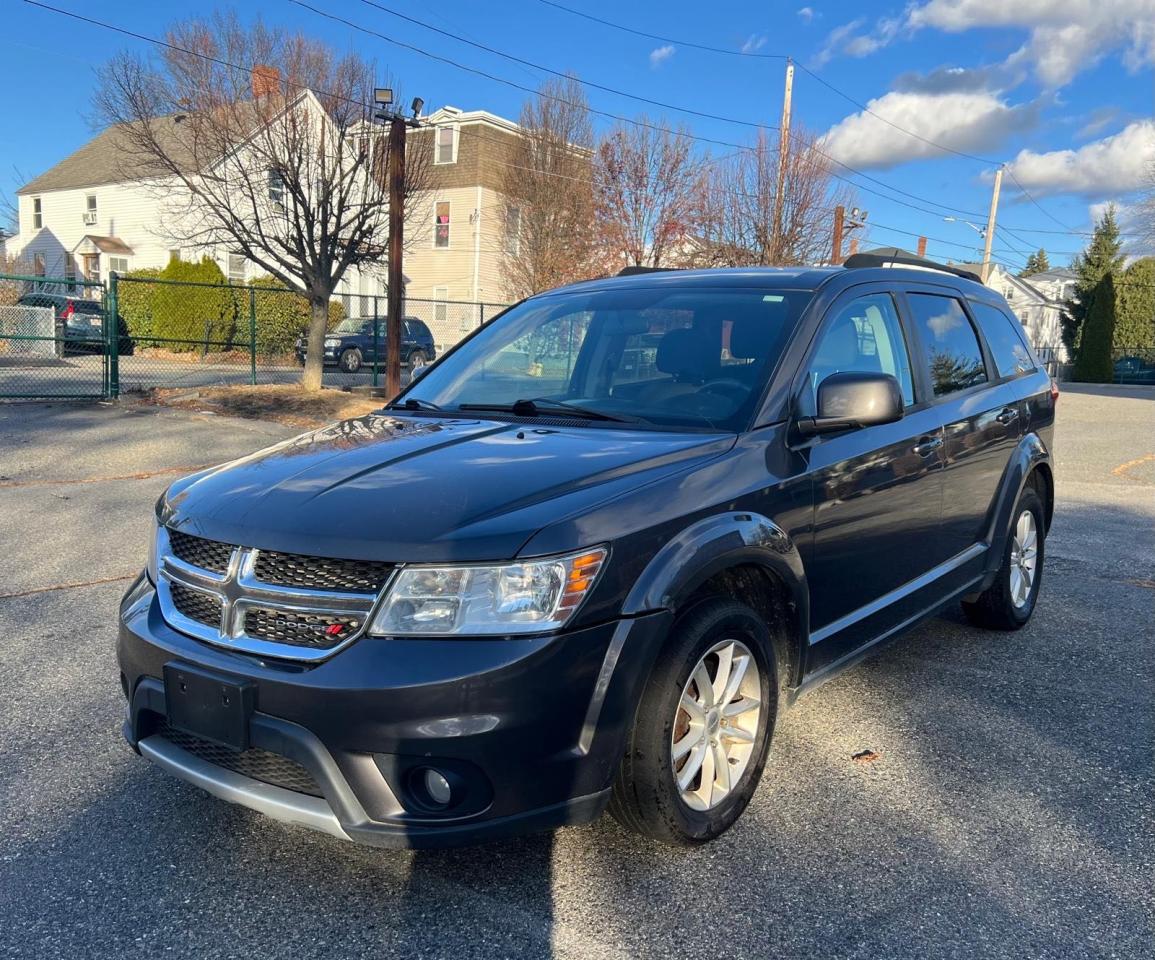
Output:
962 486 1045 630
608 599 777 845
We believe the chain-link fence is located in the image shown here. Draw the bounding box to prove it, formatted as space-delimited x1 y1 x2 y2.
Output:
113 274 509 394
0 272 111 398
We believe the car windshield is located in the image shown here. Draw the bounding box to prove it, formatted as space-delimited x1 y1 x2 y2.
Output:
402 286 812 431
333 319 364 334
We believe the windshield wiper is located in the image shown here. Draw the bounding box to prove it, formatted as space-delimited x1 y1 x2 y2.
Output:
458 398 643 424
390 397 442 411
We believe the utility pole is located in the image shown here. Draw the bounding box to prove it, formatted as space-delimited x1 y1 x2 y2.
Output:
771 58 794 265
375 88 423 398
831 204 845 264
980 165 1004 284
385 116 406 398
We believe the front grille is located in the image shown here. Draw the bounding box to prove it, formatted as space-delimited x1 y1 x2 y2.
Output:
169 582 222 628
168 530 234 574
252 549 392 593
156 721 322 797
243 608 363 649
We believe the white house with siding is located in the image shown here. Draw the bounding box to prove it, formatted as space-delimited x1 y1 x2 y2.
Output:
8 98 524 351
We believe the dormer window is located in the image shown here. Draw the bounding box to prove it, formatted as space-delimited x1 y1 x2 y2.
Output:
434 125 458 165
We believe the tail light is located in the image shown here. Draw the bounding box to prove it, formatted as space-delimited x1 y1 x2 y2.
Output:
60 301 74 321
1050 379 1060 404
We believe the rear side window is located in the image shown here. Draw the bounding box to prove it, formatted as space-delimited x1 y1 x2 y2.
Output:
969 301 1035 378
908 294 988 397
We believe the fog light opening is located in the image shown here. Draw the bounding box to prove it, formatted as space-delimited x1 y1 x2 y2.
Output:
423 768 453 807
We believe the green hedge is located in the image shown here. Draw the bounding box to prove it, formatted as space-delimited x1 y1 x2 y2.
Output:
116 267 163 341
155 257 236 351
247 276 345 356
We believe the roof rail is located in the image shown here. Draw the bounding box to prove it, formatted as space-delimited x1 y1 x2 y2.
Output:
616 265 680 277
844 249 983 283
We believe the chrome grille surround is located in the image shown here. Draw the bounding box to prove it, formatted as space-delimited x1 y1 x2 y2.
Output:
155 527 390 662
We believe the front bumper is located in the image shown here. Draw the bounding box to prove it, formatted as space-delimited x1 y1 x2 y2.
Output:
117 575 670 848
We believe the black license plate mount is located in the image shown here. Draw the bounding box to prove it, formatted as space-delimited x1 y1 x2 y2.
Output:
163 662 255 751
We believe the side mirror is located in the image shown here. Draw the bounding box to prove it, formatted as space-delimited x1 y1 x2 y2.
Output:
797 371 903 437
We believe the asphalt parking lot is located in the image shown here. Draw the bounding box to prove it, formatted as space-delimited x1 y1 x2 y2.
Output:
0 384 1152 959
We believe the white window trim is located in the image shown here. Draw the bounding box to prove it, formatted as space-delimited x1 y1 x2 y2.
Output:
433 124 459 165
32 197 42 230
433 200 452 250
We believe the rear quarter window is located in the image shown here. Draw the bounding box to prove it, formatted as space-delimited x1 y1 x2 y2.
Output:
969 301 1036 378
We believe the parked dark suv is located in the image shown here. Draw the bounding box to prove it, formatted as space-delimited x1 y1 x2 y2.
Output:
119 254 1056 848
295 316 436 373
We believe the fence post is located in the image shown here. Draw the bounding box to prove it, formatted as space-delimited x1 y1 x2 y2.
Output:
372 295 380 388
249 287 257 386
108 273 120 399
480 304 486 328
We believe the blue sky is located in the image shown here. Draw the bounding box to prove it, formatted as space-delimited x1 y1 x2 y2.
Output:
5 0 1153 268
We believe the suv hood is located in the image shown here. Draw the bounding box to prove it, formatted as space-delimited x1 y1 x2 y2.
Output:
164 414 734 563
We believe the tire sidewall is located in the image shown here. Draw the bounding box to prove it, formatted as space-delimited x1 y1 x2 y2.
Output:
639 601 777 843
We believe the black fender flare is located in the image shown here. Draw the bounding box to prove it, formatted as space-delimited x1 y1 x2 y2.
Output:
979 431 1053 585
621 512 810 685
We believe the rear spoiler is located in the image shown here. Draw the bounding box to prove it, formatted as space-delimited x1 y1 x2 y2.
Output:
843 252 983 283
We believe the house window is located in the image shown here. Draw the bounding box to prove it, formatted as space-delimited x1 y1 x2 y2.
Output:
84 195 98 225
108 256 129 274
434 126 457 165
504 205 521 256
433 285 449 327
33 252 45 276
169 249 181 263
434 201 451 248
84 255 101 286
227 254 246 284
32 198 42 230
64 256 76 291
268 168 285 207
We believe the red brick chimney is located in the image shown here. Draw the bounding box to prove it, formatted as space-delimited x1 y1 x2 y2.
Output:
251 65 280 99
916 236 927 257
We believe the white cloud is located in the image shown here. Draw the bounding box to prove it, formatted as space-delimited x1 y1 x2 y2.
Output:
649 45 676 68
1004 120 1155 197
741 34 768 54
817 1 1155 87
821 91 1031 169
797 7 816 24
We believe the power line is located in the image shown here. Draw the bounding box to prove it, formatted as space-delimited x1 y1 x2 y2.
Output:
531 0 1127 241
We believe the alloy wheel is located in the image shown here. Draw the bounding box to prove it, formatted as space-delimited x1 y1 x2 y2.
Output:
671 639 762 811
1009 508 1038 608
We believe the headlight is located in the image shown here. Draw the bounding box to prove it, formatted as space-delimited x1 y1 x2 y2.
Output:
324 338 340 348
369 548 606 636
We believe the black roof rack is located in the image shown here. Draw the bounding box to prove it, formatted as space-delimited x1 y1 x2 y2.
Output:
616 265 681 277
844 248 982 283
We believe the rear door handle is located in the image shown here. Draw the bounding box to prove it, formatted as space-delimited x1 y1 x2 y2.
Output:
996 406 1020 425
912 436 943 457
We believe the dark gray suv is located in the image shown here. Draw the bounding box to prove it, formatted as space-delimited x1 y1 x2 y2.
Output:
119 254 1055 848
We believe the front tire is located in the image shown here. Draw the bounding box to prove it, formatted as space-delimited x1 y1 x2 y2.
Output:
608 599 777 845
962 485 1045 630
338 347 362 374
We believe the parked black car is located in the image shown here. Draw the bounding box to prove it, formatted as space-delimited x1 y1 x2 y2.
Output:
119 255 1056 848
16 292 134 356
295 316 436 373
1113 353 1155 385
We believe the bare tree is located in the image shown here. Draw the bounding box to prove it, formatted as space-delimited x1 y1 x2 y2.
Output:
695 126 850 267
95 13 426 390
593 119 705 269
499 76 597 298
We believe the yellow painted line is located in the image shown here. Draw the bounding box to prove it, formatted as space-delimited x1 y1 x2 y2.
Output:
1111 452 1155 478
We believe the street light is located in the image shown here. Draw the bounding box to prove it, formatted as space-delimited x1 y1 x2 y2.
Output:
411 96 424 118
943 215 986 238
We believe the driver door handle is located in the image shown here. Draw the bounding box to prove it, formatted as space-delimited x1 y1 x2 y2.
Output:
996 406 1020 425
912 436 943 457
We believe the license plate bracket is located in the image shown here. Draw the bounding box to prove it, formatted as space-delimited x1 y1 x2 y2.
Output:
163 662 255 751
